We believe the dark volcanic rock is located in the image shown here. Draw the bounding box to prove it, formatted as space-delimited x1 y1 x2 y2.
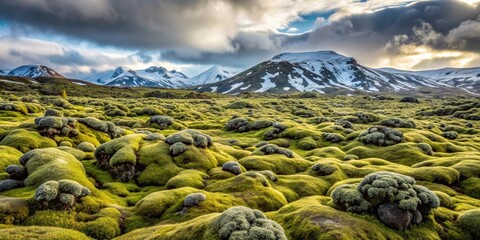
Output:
377 202 412 231
411 210 423 225
399 97 419 103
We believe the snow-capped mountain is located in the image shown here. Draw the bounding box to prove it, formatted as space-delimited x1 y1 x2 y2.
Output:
382 67 480 94
194 51 446 94
186 65 239 86
7 65 64 78
85 66 189 88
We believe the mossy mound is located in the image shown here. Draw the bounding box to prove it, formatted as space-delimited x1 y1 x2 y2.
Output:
358 126 403 146
379 118 416 129
0 102 32 115
77 117 124 139
134 187 235 218
331 171 440 230
0 196 29 224
214 206 287 240
96 130 233 184
22 207 122 239
226 117 274 132
0 129 57 153
19 148 94 189
34 115 78 138
94 134 145 181
226 101 256 109
0 146 23 173
33 179 90 210
206 172 288 211
147 115 186 130
457 209 480 239
238 153 312 175
273 175 330 202
0 226 90 240
270 196 423 240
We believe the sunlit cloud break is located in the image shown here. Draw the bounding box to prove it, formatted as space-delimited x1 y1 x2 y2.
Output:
0 0 478 77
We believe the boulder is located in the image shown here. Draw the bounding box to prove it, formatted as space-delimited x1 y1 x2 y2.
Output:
377 202 412 231
399 97 419 103
411 210 423 224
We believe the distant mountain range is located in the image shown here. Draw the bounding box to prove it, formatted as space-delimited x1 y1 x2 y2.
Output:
380 67 480 95
1 51 480 94
85 66 189 88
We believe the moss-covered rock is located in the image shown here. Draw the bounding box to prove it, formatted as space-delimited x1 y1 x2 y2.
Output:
0 129 57 153
214 206 287 240
0 226 90 240
358 126 403 146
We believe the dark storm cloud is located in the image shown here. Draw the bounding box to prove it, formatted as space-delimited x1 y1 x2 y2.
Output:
0 0 267 51
161 1 480 68
0 0 479 70
299 0 480 55
47 50 97 65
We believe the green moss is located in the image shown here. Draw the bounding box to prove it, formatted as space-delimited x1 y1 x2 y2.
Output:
273 175 330 202
166 170 208 189
457 209 480 239
460 177 480 199
297 137 319 150
206 172 288 211
0 129 57 153
270 196 407 240
81 216 121 240
346 143 430 166
172 147 218 170
22 148 92 189
307 146 346 160
0 146 23 173
0 226 90 240
0 197 29 224
238 154 312 174
412 167 460 185
119 213 219 240
56 146 86 160
135 187 200 217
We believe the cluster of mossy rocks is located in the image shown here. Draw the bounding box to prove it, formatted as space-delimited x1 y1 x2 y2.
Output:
332 171 440 231
0 164 26 192
359 126 404 146
34 179 90 210
35 109 79 137
214 206 287 240
146 115 186 130
94 129 224 182
226 116 278 133
35 109 124 139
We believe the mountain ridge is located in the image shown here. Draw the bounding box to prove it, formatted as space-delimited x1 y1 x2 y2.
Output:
194 51 455 94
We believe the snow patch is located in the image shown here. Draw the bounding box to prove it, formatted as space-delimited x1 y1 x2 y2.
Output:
223 82 243 94
255 72 279 92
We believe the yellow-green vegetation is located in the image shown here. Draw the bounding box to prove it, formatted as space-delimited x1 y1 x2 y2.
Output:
1 88 480 239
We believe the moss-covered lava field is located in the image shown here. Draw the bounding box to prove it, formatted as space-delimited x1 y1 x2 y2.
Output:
1 84 480 239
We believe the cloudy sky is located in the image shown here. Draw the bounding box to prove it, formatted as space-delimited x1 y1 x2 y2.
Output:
0 0 479 78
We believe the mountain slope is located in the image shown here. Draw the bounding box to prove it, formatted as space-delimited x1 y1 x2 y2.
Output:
0 69 8 76
194 51 445 94
85 66 189 88
382 67 480 94
186 65 239 86
7 65 64 78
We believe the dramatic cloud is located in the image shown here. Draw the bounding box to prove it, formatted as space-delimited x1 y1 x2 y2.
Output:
0 36 202 77
0 0 479 75
0 0 426 52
